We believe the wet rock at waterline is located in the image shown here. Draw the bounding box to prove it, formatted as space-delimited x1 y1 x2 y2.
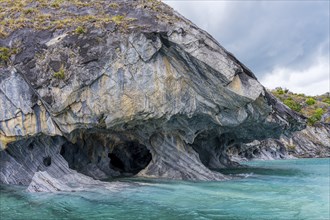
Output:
228 124 330 162
0 135 133 192
0 0 305 192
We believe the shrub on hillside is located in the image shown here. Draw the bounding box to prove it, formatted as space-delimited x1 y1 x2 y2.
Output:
283 98 302 112
322 97 330 105
274 87 288 95
307 108 324 125
305 98 316 105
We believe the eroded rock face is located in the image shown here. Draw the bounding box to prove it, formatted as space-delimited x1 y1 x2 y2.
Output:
228 124 330 162
0 135 133 192
0 0 305 191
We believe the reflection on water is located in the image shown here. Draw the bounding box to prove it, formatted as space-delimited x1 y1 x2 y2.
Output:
0 158 329 220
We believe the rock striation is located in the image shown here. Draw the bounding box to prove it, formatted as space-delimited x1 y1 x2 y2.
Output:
228 123 330 162
0 0 305 192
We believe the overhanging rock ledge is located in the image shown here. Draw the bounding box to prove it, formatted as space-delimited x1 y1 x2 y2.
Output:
0 0 305 192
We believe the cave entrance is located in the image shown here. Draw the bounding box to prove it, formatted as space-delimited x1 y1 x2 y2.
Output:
108 141 152 176
58 131 152 179
191 131 241 169
108 153 125 171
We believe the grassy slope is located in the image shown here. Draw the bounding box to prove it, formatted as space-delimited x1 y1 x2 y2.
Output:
0 0 174 67
0 0 166 38
271 88 330 125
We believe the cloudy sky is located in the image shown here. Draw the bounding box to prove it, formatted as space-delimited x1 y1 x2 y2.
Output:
164 0 329 95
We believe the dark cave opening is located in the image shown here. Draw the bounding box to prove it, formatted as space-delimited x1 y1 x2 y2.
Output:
108 141 152 175
253 149 260 156
60 146 65 156
0 134 152 185
191 131 241 169
108 153 125 171
43 156 51 167
59 133 152 178
28 143 34 151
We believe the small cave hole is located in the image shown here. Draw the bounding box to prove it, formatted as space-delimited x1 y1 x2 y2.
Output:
228 139 235 145
28 143 34 151
60 146 65 156
43 156 52 167
244 152 252 159
253 149 260 155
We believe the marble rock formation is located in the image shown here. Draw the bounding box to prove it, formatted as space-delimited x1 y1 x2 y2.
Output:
0 0 305 192
228 123 330 162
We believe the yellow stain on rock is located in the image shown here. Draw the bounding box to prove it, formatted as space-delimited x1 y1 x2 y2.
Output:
0 104 60 147
148 68 165 110
0 134 16 150
120 93 138 119
163 57 179 97
227 75 243 96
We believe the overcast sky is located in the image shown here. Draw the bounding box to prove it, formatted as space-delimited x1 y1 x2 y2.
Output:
164 0 330 95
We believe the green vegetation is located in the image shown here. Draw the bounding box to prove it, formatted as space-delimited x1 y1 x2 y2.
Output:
109 3 119 9
307 108 324 126
0 47 18 65
274 87 288 95
110 15 125 25
0 47 11 62
50 0 64 8
305 98 316 105
53 66 65 80
283 98 302 112
322 97 330 105
23 8 37 14
271 88 329 126
143 0 161 12
75 26 86 34
0 0 137 38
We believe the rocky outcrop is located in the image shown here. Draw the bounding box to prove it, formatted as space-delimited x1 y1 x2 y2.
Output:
228 123 330 162
0 0 305 192
0 135 132 192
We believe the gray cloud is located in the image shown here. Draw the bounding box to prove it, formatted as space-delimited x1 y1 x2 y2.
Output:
164 1 329 94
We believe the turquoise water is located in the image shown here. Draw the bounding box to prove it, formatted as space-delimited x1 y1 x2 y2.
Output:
0 158 329 220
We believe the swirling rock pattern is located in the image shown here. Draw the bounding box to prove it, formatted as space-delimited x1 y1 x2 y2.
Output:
0 0 305 191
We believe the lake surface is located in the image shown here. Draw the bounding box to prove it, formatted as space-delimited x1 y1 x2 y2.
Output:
1 158 329 220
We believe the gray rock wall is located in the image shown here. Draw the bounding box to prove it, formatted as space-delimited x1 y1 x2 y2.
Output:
228 124 330 162
0 0 307 191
